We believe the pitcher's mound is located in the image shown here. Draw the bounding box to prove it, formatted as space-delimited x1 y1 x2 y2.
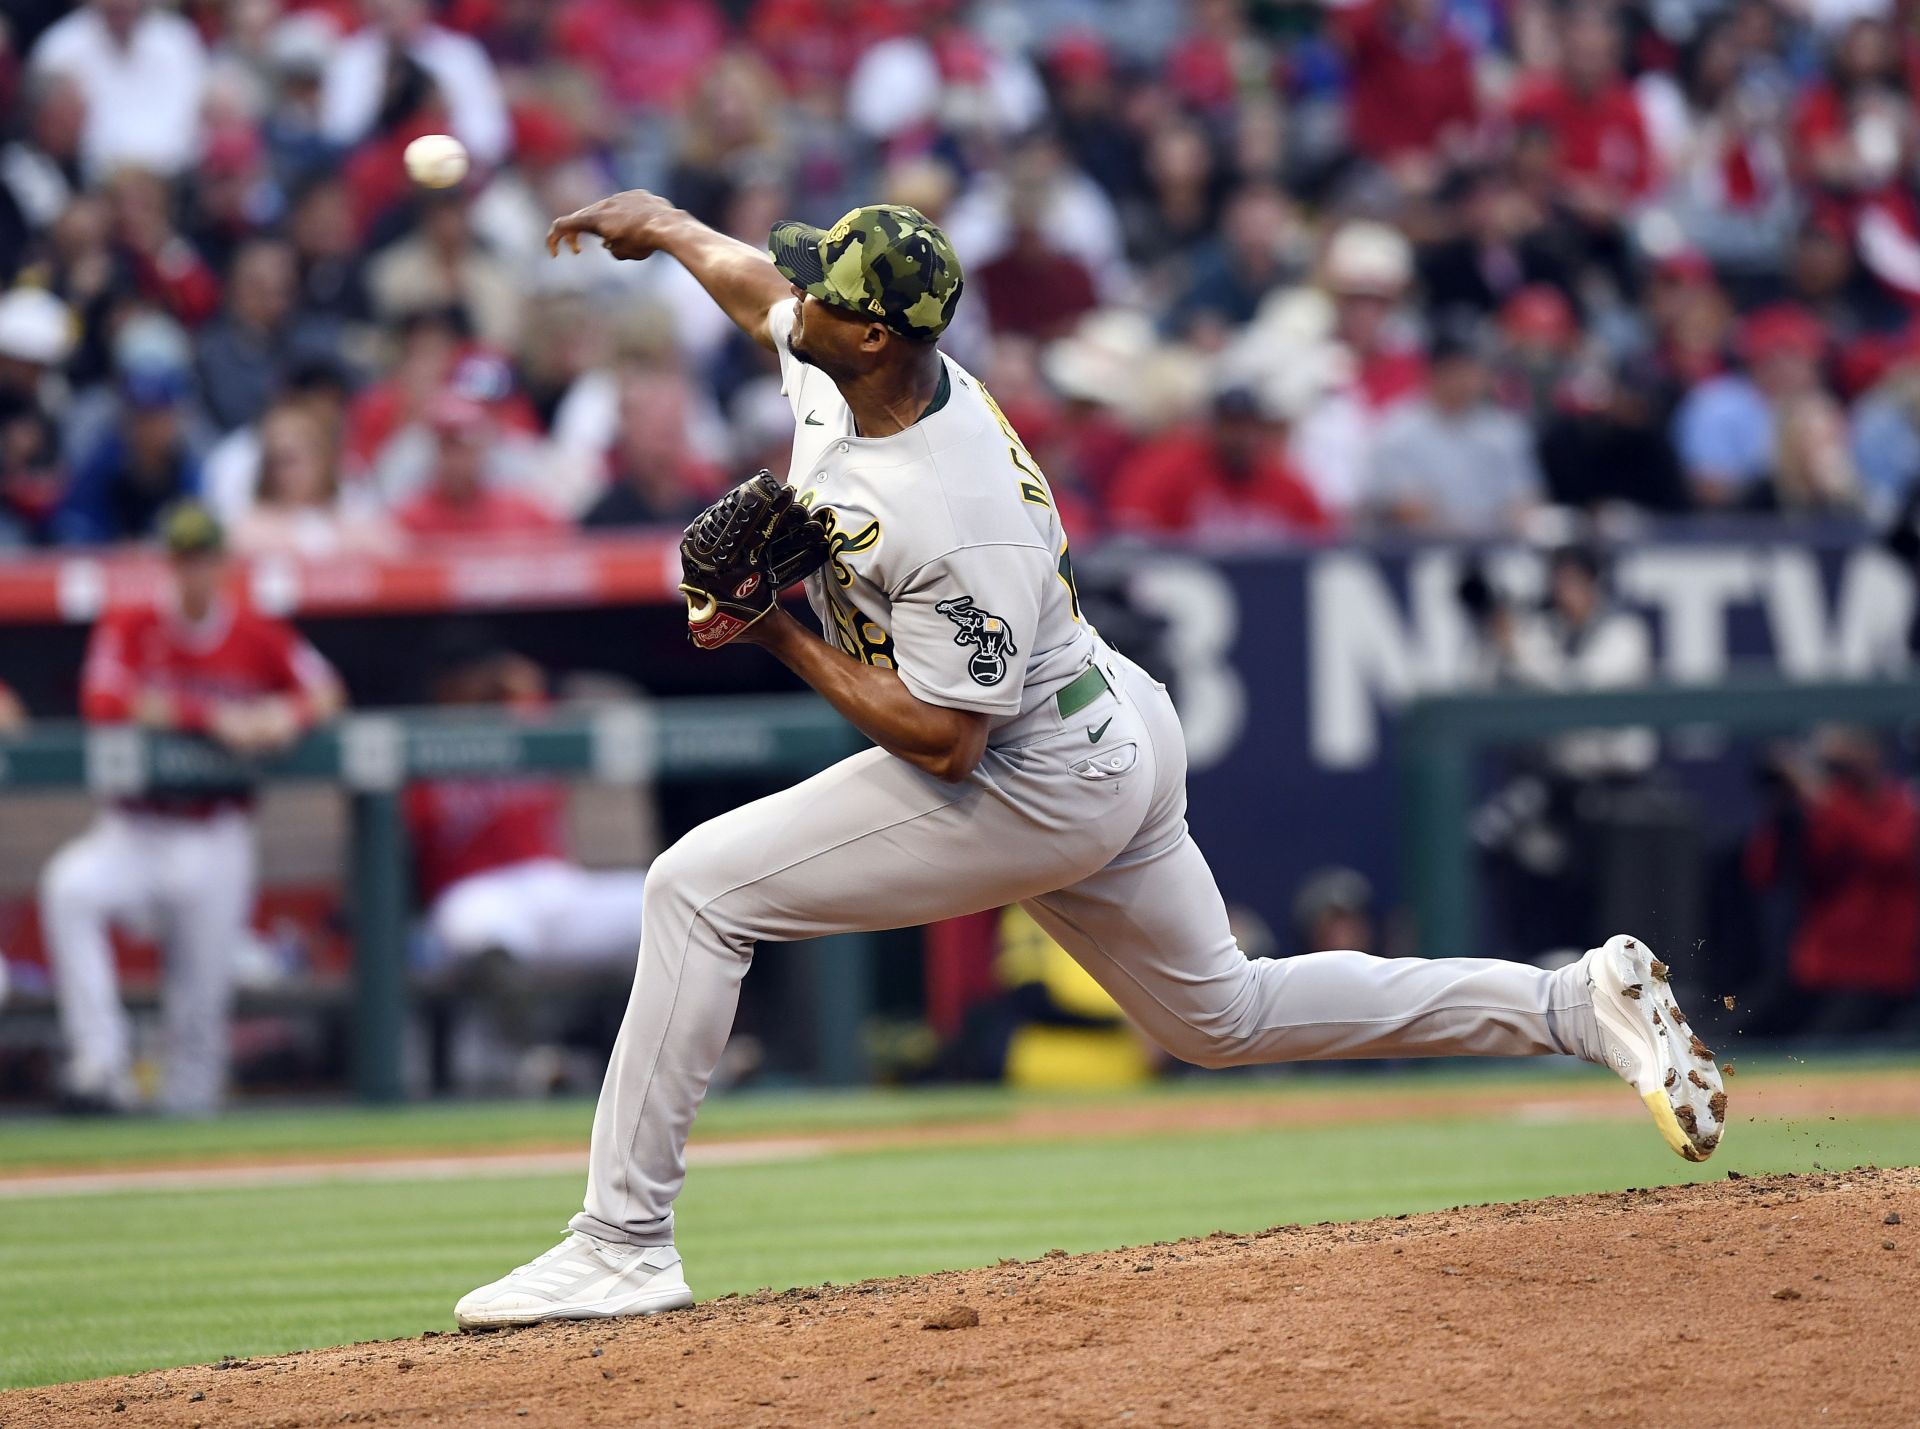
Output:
14 1168 1919 1428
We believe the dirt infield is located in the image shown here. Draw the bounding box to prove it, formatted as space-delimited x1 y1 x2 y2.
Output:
9 1166 1917 1429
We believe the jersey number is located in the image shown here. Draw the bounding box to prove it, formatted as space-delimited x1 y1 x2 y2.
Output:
827 593 896 669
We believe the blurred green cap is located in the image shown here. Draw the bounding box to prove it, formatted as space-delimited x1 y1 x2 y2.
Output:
160 500 224 557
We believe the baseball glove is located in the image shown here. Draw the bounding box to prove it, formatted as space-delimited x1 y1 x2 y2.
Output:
678 471 829 649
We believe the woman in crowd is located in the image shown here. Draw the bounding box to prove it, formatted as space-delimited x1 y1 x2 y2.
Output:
231 397 399 556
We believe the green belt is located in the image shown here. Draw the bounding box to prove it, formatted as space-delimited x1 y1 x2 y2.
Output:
1055 664 1111 719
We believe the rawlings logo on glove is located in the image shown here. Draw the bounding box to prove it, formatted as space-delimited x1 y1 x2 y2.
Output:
678 471 829 649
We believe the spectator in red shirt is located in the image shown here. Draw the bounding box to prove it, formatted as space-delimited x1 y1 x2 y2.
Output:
1745 726 1920 1034
104 166 221 328
405 640 649 970
1110 385 1330 540
1337 0 1479 184
1792 18 1906 191
550 0 726 114
1165 0 1270 115
976 190 1099 341
1787 21 1920 310
336 62 460 237
395 392 559 540
343 308 465 471
1508 5 1657 210
40 501 345 1113
181 123 274 277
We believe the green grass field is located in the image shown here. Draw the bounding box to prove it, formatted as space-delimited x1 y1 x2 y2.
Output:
3 1057 1916 1391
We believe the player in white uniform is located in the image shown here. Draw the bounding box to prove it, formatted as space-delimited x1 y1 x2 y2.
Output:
454 196 1725 1328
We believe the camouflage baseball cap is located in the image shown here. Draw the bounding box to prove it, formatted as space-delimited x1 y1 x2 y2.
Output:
769 204 964 342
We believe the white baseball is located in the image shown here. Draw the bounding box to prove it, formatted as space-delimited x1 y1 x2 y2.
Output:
404 133 470 189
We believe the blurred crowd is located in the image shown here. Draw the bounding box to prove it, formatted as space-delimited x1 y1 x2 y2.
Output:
1 0 1920 557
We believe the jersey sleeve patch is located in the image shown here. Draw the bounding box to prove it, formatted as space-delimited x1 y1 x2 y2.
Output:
935 596 1018 686
888 544 1042 717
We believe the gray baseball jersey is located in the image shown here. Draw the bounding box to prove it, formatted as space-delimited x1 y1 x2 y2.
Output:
768 300 1094 735
570 302 1598 1251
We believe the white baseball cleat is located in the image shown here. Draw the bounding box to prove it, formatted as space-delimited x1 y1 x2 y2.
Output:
1576 934 1726 1162
455 1232 693 1330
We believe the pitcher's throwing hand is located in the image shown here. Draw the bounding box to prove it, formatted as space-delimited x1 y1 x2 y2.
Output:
546 190 681 261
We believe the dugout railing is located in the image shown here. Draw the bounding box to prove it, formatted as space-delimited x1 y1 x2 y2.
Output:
0 698 867 1102
1398 676 1920 962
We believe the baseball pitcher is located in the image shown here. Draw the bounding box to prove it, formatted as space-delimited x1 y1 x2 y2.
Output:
455 196 1725 1327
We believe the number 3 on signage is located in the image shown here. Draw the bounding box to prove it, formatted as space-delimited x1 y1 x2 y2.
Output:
1128 558 1245 772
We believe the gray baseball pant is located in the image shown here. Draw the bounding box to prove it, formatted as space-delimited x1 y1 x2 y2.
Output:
573 654 1592 1246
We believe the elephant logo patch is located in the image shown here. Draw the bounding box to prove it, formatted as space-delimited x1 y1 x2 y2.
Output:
936 596 1017 686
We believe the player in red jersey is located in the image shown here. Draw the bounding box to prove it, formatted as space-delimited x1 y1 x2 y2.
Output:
405 642 648 972
39 502 345 1114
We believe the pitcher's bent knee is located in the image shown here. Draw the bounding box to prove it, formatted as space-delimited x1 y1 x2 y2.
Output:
640 835 716 918
1157 1017 1265 1070
639 833 759 962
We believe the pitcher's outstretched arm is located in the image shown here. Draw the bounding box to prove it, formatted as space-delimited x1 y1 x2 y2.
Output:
547 190 791 350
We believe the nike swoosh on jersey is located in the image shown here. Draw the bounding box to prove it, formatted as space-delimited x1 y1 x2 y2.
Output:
1087 717 1113 743
804 411 823 425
